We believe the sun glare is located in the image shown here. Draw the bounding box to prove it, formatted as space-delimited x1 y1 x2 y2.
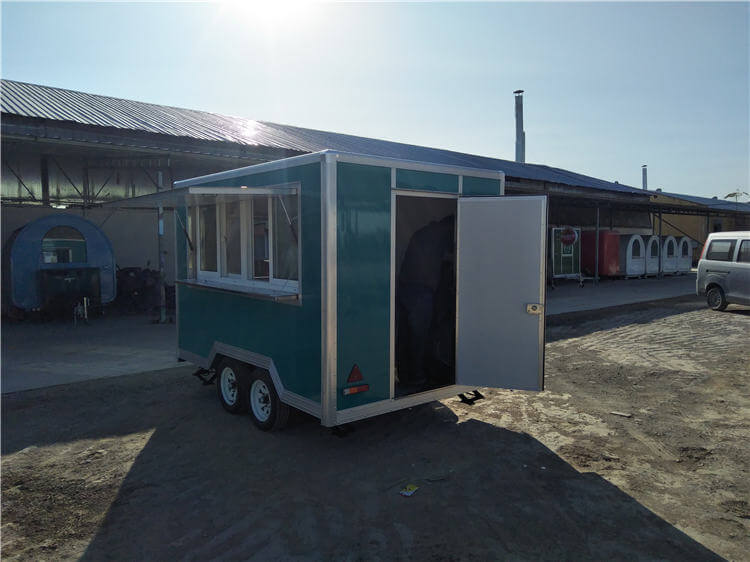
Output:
219 0 316 31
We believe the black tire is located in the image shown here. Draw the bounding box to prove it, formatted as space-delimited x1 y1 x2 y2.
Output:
706 286 728 311
216 358 249 414
247 369 290 431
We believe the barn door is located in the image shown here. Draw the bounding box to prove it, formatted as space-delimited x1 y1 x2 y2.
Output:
456 196 547 391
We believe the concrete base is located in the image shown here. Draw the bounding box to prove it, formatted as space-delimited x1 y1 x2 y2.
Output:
546 273 698 316
2 313 180 393
2 275 701 393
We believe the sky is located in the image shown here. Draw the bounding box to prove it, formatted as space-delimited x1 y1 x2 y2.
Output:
1 1 748 199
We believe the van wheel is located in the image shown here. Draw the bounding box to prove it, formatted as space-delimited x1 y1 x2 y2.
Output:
248 370 290 431
706 286 728 311
216 359 249 414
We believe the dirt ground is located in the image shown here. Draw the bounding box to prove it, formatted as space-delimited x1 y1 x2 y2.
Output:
2 297 748 560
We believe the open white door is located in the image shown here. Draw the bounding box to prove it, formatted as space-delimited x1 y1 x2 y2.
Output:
456 196 547 391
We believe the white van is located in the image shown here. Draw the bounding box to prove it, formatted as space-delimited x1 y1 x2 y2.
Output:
696 231 750 310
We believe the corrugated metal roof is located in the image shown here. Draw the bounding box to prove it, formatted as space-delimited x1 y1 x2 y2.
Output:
654 191 750 213
0 79 693 198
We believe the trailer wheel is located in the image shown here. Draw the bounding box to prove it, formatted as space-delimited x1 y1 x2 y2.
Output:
216 359 249 414
248 370 289 431
706 286 727 311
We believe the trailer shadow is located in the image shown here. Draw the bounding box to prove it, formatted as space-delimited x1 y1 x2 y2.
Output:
2 369 722 560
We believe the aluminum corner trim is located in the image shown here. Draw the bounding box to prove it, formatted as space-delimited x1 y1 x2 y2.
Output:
320 153 338 426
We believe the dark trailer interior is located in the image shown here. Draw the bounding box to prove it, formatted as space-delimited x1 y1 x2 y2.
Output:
395 195 457 397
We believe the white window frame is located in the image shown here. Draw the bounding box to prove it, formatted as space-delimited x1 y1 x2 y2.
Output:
196 203 220 280
189 184 301 296
185 206 197 279
219 198 246 279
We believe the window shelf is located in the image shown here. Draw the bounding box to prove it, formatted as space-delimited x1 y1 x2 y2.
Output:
177 279 299 303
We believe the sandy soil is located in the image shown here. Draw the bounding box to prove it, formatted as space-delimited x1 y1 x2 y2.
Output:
2 297 748 560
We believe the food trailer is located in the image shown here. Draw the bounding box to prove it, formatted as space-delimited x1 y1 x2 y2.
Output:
123 151 547 429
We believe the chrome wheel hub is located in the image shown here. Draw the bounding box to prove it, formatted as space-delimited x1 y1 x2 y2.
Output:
250 380 272 422
220 367 238 405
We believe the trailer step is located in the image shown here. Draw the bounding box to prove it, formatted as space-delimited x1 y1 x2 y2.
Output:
192 368 216 386
457 390 485 405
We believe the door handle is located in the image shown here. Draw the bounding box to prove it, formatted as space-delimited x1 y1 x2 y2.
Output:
526 303 544 315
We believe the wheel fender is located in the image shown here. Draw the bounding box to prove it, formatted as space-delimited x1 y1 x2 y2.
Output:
705 280 725 294
185 341 322 419
205 342 285 401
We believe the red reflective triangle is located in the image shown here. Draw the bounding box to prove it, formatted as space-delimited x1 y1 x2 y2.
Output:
347 364 364 383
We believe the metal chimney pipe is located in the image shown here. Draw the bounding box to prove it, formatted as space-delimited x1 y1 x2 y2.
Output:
514 90 525 163
642 164 648 190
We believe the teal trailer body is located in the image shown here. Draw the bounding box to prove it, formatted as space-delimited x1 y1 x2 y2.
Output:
156 151 547 427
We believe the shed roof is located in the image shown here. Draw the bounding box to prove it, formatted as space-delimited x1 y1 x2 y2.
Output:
1 79 646 196
652 191 750 213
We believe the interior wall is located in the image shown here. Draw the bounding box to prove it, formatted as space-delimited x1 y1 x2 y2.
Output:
395 196 456 275
1 206 177 283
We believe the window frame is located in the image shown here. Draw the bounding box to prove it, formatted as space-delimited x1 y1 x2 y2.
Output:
705 239 737 262
631 239 641 258
735 240 750 264
650 240 659 258
219 199 246 279
196 203 220 280
41 226 87 264
188 184 301 296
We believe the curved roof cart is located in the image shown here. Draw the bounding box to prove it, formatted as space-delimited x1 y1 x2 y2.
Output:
661 235 678 274
2 214 116 314
677 236 693 273
621 234 646 277
645 235 660 276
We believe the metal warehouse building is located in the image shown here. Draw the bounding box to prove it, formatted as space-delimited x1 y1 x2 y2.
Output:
2 79 749 283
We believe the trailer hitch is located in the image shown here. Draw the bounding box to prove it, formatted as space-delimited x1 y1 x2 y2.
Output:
192 368 216 386
457 390 485 405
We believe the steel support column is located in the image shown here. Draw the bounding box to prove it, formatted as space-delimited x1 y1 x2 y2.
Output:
158 203 167 323
658 210 663 278
156 159 167 324
82 166 90 214
594 206 600 285
40 155 50 206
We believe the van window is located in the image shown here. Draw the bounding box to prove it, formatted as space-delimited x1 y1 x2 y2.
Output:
738 240 750 263
705 239 736 262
